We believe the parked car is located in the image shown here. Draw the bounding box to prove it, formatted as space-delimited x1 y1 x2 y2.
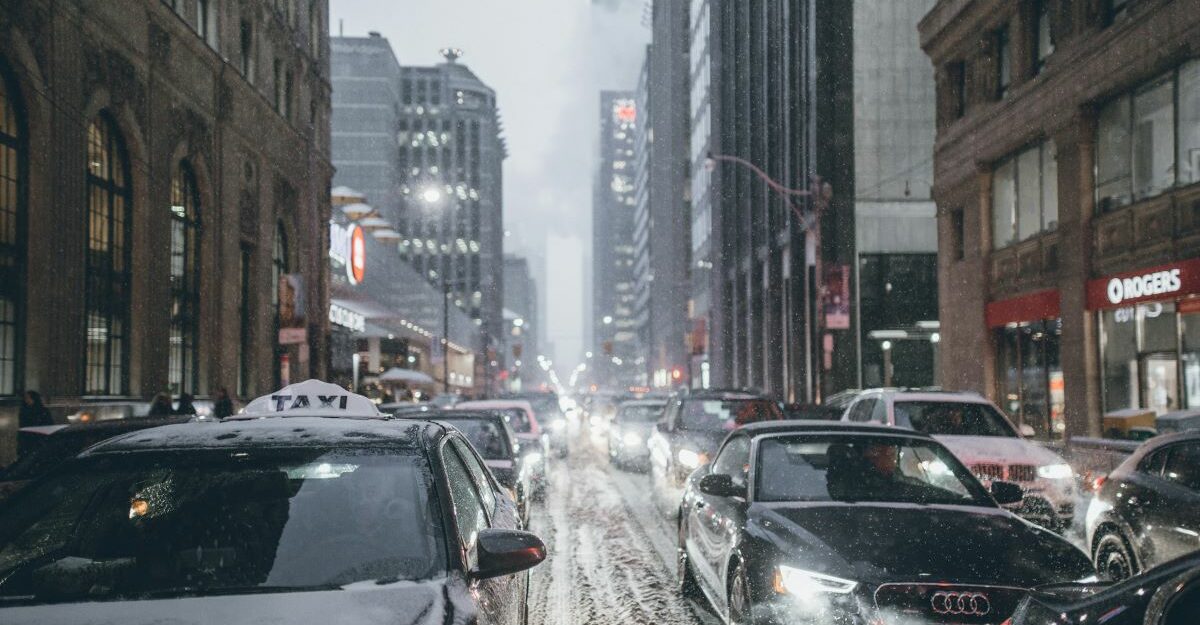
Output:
1086 430 1200 581
842 389 1077 531
0 416 193 503
646 389 784 517
1008 551 1200 625
413 409 535 526
456 399 550 499
0 380 546 625
607 399 666 470
678 420 1093 625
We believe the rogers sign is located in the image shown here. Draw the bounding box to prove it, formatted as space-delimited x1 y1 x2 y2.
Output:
1088 259 1200 310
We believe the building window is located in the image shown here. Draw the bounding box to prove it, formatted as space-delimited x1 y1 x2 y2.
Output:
0 65 24 396
85 115 132 396
308 1 321 57
273 59 284 114
1105 0 1129 26
272 222 289 387
1095 61 1200 212
1034 0 1054 72
195 0 212 44
283 70 294 120
168 162 201 395
1101 303 1181 416
239 20 255 84
948 61 966 119
992 140 1057 248
238 246 252 398
996 26 1011 99
995 319 1064 439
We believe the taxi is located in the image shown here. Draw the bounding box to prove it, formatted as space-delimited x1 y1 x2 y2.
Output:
0 380 546 625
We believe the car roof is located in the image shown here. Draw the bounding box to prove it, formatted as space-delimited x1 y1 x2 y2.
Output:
427 410 507 422
735 419 935 439
857 389 991 404
79 417 446 456
618 399 667 407
456 399 534 412
679 389 771 401
1129 428 1200 457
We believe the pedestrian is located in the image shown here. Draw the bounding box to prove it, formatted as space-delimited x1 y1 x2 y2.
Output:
174 393 197 416
18 391 53 428
213 387 235 419
148 393 174 416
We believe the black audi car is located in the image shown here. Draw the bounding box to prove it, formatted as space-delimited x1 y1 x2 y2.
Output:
1086 430 1200 581
0 380 546 625
647 389 784 516
1008 551 1200 625
677 421 1093 625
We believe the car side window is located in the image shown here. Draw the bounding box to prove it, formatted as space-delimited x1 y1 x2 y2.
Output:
1163 443 1200 492
711 436 751 489
1137 449 1167 476
442 442 489 549
870 399 889 423
848 399 875 422
452 438 497 515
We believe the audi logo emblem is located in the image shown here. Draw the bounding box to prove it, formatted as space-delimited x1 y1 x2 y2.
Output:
930 591 991 616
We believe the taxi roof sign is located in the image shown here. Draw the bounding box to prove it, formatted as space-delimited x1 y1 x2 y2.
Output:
234 379 384 420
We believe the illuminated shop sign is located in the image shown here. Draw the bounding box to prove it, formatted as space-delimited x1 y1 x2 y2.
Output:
329 222 366 285
1087 258 1200 310
329 303 366 333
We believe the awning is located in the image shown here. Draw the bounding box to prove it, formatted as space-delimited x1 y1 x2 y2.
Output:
986 289 1060 328
379 367 436 385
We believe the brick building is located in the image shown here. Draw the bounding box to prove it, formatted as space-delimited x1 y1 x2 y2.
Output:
922 0 1200 438
0 0 332 462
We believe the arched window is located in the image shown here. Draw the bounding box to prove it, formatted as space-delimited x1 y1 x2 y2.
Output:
0 64 24 396
84 114 132 395
168 162 200 394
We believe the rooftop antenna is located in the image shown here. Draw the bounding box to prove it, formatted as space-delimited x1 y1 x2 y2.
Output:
440 48 464 63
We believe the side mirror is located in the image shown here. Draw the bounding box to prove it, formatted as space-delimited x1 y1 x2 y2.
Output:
991 480 1024 506
1019 424 1036 437
471 528 546 580
698 473 745 499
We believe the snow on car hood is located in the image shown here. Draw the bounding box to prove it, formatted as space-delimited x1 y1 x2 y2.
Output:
933 434 1065 466
0 576 477 625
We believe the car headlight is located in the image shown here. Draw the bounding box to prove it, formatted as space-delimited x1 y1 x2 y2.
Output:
550 419 566 432
677 449 708 469
773 566 858 598
622 431 643 447
526 452 543 466
1037 463 1073 480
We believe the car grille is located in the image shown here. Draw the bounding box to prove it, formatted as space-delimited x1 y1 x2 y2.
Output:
874 583 1025 624
970 463 1036 483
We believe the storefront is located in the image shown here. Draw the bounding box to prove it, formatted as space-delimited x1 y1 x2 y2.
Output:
1090 258 1200 417
987 289 1065 439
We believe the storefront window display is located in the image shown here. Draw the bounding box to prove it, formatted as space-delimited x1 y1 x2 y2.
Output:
1101 302 1181 414
995 319 1064 439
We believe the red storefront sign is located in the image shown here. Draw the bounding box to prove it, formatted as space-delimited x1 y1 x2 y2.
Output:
986 289 1061 328
1087 258 1200 310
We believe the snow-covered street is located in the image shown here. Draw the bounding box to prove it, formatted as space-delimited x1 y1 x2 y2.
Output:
526 432 720 625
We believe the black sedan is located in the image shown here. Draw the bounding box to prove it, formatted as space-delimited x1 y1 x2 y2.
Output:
1086 430 1200 582
418 409 536 526
1008 551 1200 625
677 421 1093 625
0 381 545 625
647 390 784 517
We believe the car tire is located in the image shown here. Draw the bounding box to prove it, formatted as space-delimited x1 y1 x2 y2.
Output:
677 517 704 601
728 560 754 625
1094 529 1138 582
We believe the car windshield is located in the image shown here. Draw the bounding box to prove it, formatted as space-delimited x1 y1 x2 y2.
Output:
496 408 533 433
0 448 446 605
439 418 511 460
616 404 664 423
895 401 1018 437
681 399 783 431
527 397 563 419
755 435 991 506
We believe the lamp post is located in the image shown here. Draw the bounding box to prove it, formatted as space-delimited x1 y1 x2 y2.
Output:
418 185 452 395
705 152 833 403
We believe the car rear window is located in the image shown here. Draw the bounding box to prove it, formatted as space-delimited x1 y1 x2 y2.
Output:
681 399 783 432
894 401 1017 437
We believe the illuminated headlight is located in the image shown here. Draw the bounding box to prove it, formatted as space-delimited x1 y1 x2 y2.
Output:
622 431 643 447
550 419 567 432
526 452 543 466
1075 574 1100 583
677 449 708 469
1037 463 1073 480
773 566 858 599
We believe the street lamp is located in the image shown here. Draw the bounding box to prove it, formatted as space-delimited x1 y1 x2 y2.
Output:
418 187 452 394
706 151 833 404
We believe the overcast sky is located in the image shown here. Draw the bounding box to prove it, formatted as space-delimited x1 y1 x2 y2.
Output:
330 0 648 369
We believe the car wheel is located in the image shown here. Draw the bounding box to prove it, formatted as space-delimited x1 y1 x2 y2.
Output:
677 518 704 601
728 560 754 625
1095 530 1137 582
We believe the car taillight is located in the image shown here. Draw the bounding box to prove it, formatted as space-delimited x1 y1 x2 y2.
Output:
999 619 1013 625
1092 475 1107 491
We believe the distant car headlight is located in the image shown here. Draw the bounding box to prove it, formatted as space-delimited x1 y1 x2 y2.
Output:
677 449 708 469
550 419 566 432
526 452 543 466
774 565 858 599
1037 463 1073 480
622 431 643 447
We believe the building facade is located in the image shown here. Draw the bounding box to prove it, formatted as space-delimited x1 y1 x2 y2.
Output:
592 91 640 388
688 0 714 388
922 0 1200 438
502 254 541 390
632 48 652 386
395 52 506 388
0 0 333 462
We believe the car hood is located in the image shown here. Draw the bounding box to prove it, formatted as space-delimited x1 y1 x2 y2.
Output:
933 435 1064 467
749 502 1092 587
0 577 478 625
